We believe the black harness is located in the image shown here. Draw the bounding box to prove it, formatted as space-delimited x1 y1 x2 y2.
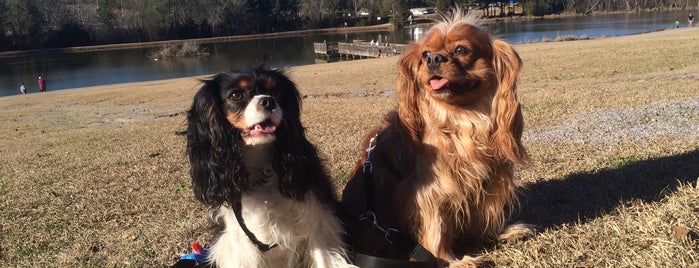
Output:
352 134 438 268
232 197 278 252
231 135 438 267
232 164 279 252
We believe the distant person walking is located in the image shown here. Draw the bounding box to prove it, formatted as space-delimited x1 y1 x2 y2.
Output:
37 76 46 92
689 13 694 27
20 83 27 94
675 20 680 28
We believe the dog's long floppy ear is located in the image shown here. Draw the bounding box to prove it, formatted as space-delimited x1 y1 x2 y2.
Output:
264 69 337 203
186 76 249 207
396 43 426 143
490 40 528 164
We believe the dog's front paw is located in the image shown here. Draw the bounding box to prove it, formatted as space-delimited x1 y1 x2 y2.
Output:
447 255 482 268
499 222 535 243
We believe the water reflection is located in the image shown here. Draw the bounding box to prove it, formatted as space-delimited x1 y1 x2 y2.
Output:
409 27 428 42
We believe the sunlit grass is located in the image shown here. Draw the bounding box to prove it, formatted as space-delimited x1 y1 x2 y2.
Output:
0 28 697 266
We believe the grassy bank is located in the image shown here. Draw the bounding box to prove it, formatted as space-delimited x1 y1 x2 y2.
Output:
0 27 697 267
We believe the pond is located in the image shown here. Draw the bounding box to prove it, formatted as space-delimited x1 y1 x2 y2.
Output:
0 10 692 97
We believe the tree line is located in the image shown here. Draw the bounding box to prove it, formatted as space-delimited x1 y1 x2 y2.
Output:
0 0 694 51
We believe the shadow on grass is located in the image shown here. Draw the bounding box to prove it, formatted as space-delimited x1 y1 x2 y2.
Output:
517 150 699 229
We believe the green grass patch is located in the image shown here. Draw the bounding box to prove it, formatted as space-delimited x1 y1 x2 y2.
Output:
334 172 351 186
16 245 34 257
0 183 7 195
42 220 67 232
142 248 156 258
611 154 639 168
174 183 191 193
16 242 50 258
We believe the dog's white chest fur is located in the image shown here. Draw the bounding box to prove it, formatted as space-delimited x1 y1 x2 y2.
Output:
208 167 352 268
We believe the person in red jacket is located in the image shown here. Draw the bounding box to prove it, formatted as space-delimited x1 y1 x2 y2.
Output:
37 76 46 92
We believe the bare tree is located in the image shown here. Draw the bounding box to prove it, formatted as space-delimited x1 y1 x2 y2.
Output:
301 0 329 23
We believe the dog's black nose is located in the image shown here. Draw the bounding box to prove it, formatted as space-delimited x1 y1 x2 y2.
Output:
426 53 448 70
259 96 276 110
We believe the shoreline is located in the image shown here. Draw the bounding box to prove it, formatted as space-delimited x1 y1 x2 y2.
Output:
0 23 397 58
0 27 694 100
0 9 689 58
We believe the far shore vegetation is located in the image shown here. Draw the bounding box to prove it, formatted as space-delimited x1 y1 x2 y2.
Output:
149 41 209 60
1 0 695 52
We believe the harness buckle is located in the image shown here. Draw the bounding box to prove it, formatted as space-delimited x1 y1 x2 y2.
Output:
358 211 399 245
362 161 373 174
383 228 400 245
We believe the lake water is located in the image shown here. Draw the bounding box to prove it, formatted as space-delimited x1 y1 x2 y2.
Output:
0 10 693 97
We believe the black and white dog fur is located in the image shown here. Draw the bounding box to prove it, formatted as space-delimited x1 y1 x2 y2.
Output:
186 66 354 268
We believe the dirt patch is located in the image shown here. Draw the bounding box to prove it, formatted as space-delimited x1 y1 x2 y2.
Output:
525 97 699 145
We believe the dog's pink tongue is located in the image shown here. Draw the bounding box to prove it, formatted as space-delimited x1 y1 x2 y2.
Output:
249 124 276 136
430 78 449 90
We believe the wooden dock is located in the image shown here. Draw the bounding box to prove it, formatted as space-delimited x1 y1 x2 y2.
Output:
314 41 407 60
314 42 339 56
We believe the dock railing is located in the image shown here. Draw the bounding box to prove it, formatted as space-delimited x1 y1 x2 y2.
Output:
313 41 339 56
314 41 407 59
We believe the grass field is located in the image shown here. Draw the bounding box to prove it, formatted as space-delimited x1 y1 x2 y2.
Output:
0 27 698 267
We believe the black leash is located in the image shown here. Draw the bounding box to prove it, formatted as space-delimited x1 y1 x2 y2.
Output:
232 197 278 252
353 133 438 268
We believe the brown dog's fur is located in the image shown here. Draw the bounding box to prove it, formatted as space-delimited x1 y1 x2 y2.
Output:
341 9 532 267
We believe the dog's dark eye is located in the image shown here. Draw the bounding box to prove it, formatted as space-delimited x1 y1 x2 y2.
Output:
454 46 469 55
422 51 430 59
228 90 245 102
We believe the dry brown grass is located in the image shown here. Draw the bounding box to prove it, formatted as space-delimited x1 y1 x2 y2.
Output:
1 27 698 267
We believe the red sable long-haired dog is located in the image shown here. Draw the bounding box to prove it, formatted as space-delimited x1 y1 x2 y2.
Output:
341 9 532 267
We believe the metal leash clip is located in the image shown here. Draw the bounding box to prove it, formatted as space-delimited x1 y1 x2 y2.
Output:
362 134 378 174
358 211 400 245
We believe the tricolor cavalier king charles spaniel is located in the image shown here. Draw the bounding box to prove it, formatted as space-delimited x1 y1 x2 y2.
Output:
342 9 533 267
186 67 354 268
